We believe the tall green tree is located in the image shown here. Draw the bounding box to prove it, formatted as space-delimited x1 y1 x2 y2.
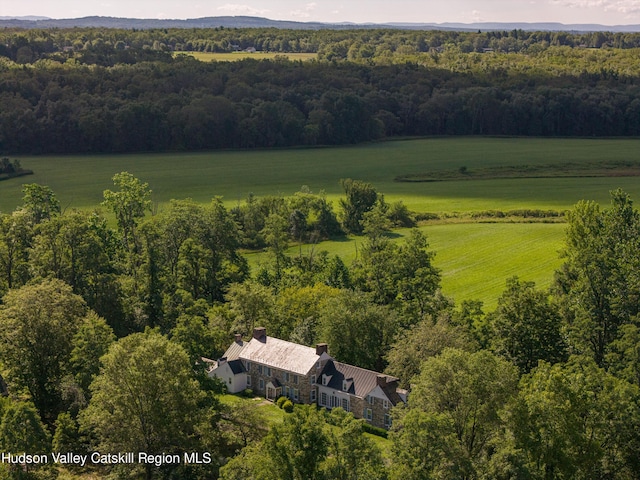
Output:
319 289 399 371
0 279 88 423
491 277 566 373
102 172 152 258
557 189 640 366
406 348 519 476
339 178 378 234
21 183 60 224
0 210 32 294
81 329 212 480
510 356 640 479
221 405 328 480
0 400 51 477
385 313 476 389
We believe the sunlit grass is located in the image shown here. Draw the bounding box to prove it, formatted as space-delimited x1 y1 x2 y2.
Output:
174 51 317 62
3 137 640 215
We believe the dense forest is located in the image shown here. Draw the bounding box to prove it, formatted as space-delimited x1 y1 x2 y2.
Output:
2 27 640 154
1 175 640 479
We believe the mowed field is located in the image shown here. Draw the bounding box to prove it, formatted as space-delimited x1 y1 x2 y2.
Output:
2 137 639 308
247 222 565 310
174 51 317 62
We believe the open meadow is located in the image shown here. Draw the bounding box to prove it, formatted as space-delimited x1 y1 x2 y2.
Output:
2 137 639 308
174 51 317 62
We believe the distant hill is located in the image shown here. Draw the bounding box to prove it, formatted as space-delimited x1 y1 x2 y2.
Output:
1 15 640 32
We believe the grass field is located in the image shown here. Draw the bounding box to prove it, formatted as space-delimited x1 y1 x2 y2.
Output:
3 137 640 215
248 222 566 310
174 51 317 62
1 137 634 307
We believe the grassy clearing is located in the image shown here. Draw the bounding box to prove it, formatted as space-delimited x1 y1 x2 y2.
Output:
249 222 565 310
219 393 286 425
2 138 640 215
174 51 317 62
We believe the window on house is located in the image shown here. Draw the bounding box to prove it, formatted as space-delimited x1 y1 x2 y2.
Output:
285 386 290 397
383 399 389 410
310 389 316 402
246 375 251 386
342 398 349 411
228 378 232 384
363 408 373 422
293 375 298 385
259 378 264 390
293 389 299 401
246 361 252 371
321 392 327 406
366 395 374 405
284 372 290 382
342 380 348 391
311 375 316 385
322 375 328 386
384 414 392 427
258 365 263 375
265 367 272 377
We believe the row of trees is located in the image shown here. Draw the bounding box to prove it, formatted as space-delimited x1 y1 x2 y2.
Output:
3 26 640 63
2 54 640 154
2 179 640 478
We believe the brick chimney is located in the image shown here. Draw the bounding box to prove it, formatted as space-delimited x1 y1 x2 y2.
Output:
376 374 388 388
234 333 242 343
316 343 328 356
253 327 266 341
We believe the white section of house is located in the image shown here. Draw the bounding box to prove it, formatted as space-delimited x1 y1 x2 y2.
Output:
208 358 246 393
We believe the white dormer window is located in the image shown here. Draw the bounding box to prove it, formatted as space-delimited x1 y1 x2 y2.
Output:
322 375 328 386
342 380 348 392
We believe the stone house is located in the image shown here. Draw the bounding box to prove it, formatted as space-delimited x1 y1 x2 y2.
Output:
209 327 407 429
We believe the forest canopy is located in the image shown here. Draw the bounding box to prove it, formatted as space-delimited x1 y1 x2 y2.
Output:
1 27 640 154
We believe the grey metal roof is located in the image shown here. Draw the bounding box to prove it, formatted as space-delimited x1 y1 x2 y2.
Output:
222 339 246 361
321 360 402 403
239 336 320 376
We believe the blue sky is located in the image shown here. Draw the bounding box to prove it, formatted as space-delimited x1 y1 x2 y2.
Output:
3 0 640 25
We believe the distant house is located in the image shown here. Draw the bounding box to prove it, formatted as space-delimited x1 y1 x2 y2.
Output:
244 47 257 53
209 327 407 429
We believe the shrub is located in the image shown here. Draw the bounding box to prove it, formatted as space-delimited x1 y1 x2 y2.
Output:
242 388 253 398
282 399 294 413
276 396 287 408
362 422 388 438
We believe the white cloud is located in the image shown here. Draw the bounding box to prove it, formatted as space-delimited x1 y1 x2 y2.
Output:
217 4 270 15
289 2 317 18
549 0 640 15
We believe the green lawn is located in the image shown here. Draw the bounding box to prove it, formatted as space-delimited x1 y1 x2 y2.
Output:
3 138 640 215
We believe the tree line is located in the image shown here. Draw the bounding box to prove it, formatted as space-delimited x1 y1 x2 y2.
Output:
1 53 640 154
1 175 640 478
3 26 640 61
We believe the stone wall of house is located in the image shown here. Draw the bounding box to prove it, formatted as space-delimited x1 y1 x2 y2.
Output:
348 395 392 429
246 362 316 404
